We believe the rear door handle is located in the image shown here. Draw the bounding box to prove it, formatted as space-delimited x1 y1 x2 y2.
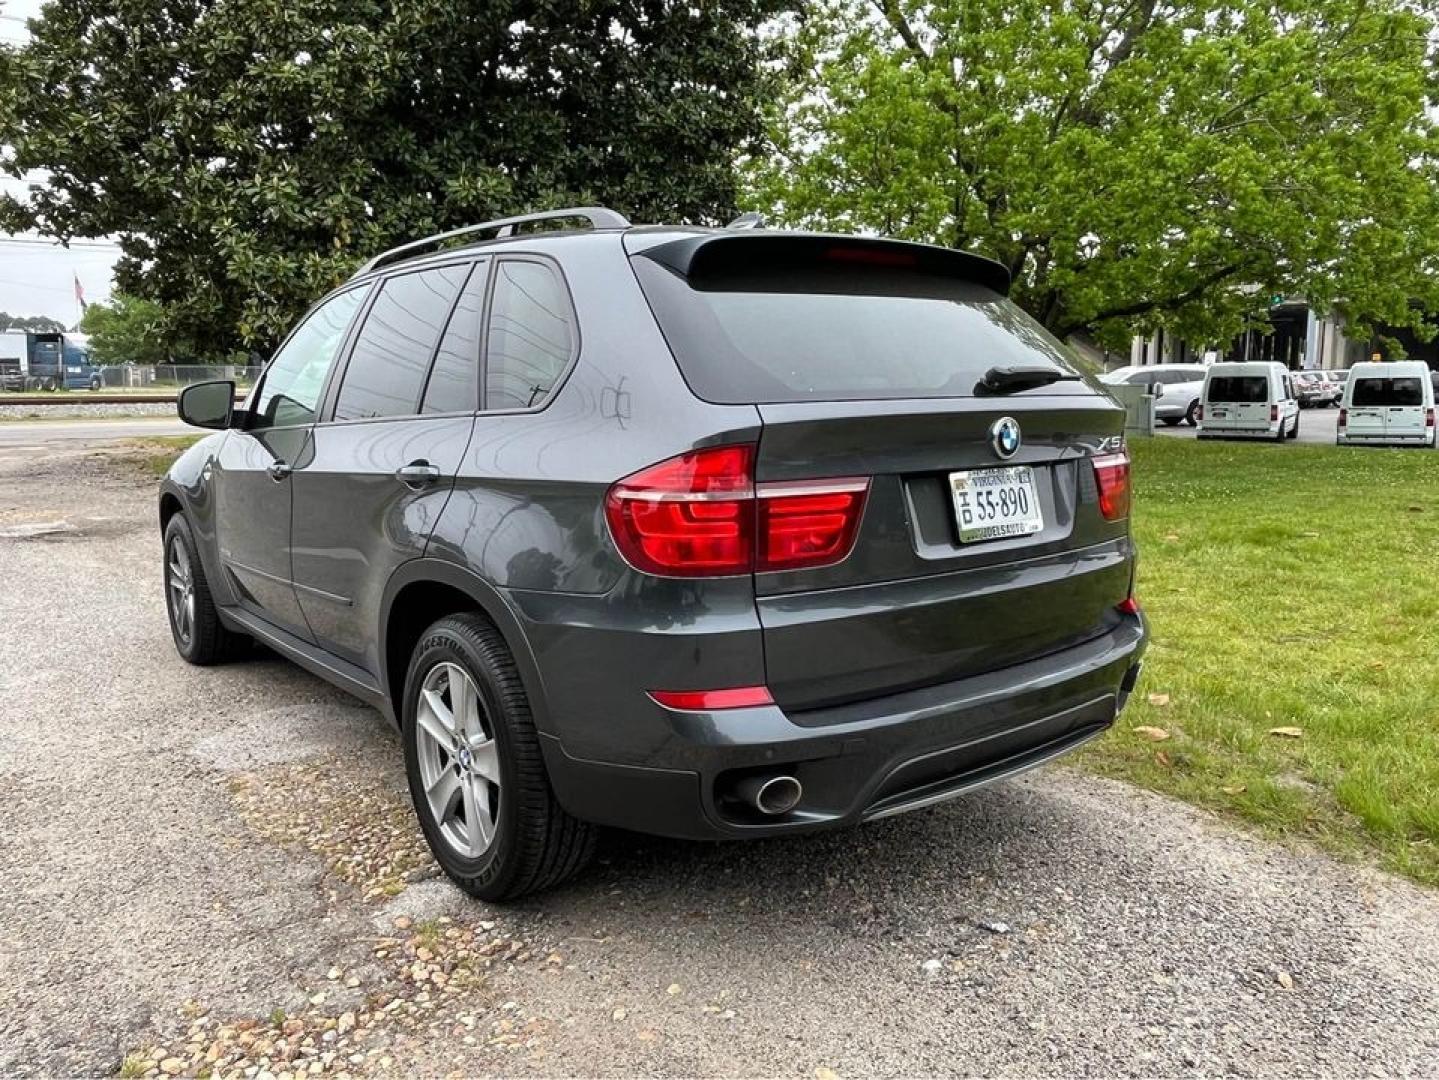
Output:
267 460 292 482
396 461 442 488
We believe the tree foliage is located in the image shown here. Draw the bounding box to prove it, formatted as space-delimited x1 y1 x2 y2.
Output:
0 312 65 333
748 0 1439 349
78 293 176 364
1 0 788 356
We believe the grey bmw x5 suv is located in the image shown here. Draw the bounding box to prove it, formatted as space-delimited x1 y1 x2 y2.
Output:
160 207 1146 900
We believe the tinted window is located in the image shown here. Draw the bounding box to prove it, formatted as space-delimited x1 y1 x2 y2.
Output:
632 257 1080 403
422 261 487 414
1353 377 1424 406
1208 376 1268 403
485 259 574 410
252 286 369 429
333 265 467 421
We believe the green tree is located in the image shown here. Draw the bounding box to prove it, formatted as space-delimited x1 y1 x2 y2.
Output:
78 293 176 364
0 312 65 333
1 0 788 356
748 0 1439 349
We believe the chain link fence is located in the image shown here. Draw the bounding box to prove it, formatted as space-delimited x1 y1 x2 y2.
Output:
95 364 263 390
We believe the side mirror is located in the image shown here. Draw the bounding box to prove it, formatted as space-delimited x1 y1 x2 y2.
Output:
177 380 235 430
1149 381 1164 399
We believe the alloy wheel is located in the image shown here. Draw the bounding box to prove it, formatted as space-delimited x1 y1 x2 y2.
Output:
166 536 195 648
415 661 502 859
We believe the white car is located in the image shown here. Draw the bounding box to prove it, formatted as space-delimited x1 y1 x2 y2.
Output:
1100 364 1207 427
1197 361 1300 442
1337 361 1436 448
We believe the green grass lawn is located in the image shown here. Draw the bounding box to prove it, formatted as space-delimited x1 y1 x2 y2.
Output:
122 435 202 476
1080 436 1439 886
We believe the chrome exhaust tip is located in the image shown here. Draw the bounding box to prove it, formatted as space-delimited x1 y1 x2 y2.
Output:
736 774 803 816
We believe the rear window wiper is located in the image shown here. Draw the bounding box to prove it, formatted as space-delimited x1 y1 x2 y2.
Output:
975 365 1081 395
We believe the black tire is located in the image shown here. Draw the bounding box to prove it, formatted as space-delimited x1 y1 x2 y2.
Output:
89 376 102 391
1288 413 1300 440
162 512 248 664
1185 400 1200 427
402 613 595 901
1160 416 1182 427
41 377 56 392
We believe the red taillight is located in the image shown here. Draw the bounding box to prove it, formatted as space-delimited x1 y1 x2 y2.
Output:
1338 407 1348 429
604 445 754 576
1427 408 1435 429
1117 596 1141 616
1091 451 1131 521
649 686 774 710
1270 404 1279 423
757 479 869 571
605 446 869 577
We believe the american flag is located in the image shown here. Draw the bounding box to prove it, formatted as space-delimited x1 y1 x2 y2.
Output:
73 272 86 311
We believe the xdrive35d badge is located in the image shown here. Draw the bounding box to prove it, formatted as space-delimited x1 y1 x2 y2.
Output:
158 208 1146 900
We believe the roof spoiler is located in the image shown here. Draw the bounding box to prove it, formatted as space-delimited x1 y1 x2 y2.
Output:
638 232 1011 295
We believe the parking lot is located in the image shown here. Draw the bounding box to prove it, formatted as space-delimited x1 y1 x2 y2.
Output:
1155 406 1341 446
3 435 1438 1078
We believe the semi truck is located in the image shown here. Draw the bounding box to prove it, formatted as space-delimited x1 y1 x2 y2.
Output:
0 331 104 391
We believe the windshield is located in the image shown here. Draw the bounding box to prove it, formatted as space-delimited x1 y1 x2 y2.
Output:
1352 377 1424 406
1208 376 1269 403
632 258 1085 403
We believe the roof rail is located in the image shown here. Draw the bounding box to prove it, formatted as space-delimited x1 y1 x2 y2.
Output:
354 206 631 277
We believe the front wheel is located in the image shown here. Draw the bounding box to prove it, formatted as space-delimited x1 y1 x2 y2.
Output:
402 614 595 901
163 513 248 664
1185 400 1201 427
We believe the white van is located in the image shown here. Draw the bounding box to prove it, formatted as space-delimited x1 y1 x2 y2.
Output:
1338 361 1436 448
1197 362 1300 441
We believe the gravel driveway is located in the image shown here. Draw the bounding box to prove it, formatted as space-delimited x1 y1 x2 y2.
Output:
1 441 1436 1078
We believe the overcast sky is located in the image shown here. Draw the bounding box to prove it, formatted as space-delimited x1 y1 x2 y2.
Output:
1 0 120 326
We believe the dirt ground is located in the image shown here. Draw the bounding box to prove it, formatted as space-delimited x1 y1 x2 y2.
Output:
1 438 1436 1078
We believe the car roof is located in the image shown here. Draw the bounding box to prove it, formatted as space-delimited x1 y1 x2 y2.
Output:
1349 361 1430 377
1205 362 1282 374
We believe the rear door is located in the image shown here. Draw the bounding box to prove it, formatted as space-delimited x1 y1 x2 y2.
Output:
1206 374 1270 431
1382 376 1427 440
1347 378 1390 439
631 235 1132 711
289 261 481 670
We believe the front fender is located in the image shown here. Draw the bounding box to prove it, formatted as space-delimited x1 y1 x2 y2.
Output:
159 430 233 604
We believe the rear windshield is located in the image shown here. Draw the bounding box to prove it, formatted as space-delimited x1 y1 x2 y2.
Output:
1352 377 1425 406
1207 376 1268 403
631 258 1083 403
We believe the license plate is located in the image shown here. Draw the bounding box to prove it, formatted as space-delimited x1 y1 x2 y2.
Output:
949 465 1043 543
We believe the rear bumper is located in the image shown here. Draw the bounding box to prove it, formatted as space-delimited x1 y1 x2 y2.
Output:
1197 425 1278 440
1337 432 1435 447
538 614 1147 840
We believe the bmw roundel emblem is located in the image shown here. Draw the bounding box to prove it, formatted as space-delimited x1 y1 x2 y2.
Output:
989 416 1022 460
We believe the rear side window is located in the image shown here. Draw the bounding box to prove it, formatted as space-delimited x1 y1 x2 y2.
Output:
1353 377 1424 406
1207 376 1268 403
631 257 1080 404
333 265 468 421
485 259 575 410
422 261 488 414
